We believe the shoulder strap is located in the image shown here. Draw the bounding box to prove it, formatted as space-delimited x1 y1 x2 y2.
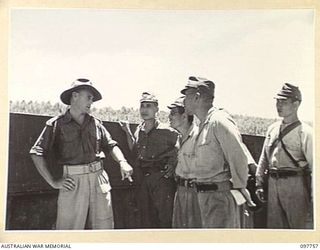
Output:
279 136 301 168
268 120 301 157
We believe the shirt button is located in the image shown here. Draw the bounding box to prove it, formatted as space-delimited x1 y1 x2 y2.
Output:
140 156 144 159
143 146 146 149
151 155 154 158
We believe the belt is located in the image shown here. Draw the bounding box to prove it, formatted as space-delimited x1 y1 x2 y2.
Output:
175 176 231 192
269 169 304 179
63 161 102 175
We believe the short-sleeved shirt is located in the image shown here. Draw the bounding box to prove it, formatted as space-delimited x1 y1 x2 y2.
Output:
29 110 118 165
175 123 198 179
193 107 248 188
133 120 179 168
256 120 313 179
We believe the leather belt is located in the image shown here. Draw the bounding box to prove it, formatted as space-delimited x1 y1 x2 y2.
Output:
269 169 304 179
63 161 102 175
175 176 231 192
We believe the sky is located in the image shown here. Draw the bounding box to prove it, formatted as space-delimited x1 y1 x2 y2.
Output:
9 8 315 121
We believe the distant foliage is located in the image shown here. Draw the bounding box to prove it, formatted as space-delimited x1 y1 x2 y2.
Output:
10 100 289 136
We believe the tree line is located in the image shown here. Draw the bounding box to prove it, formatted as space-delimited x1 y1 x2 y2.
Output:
10 100 281 136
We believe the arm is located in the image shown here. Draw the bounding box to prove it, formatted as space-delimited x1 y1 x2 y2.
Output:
301 124 313 171
163 131 179 178
29 121 76 191
254 130 272 203
118 121 135 151
214 117 248 189
255 136 270 188
110 146 133 182
31 155 75 190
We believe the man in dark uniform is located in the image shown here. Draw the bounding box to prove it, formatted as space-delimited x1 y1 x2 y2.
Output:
30 78 133 230
119 92 179 228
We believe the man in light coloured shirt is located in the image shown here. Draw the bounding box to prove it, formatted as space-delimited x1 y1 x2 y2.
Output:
167 96 200 228
181 76 249 228
255 83 313 229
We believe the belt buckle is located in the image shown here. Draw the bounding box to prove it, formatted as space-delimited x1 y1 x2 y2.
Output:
188 180 195 188
270 172 279 179
89 162 96 172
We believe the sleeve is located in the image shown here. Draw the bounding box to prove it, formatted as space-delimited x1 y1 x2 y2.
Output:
100 124 118 154
242 143 256 165
214 115 248 189
166 130 179 167
29 125 55 157
301 124 313 172
255 127 272 186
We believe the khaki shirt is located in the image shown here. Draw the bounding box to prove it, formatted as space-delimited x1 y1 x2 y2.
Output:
175 123 198 178
256 121 313 182
193 107 248 188
29 110 117 165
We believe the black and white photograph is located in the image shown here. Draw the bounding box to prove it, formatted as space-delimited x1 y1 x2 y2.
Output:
2 1 318 244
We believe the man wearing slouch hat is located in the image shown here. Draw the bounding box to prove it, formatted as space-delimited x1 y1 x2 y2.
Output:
30 78 133 230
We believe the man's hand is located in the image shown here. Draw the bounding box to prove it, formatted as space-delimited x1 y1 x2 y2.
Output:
240 188 256 207
255 188 267 203
119 161 133 182
162 164 175 178
118 121 130 133
51 177 76 191
248 163 258 176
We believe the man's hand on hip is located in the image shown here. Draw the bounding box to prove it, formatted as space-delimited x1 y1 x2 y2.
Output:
52 177 76 191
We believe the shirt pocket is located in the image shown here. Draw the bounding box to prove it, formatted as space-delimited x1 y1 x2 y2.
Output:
284 138 301 152
196 137 213 167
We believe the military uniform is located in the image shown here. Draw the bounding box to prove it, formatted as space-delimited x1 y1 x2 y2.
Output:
256 121 312 228
180 77 249 228
30 79 123 230
256 83 313 229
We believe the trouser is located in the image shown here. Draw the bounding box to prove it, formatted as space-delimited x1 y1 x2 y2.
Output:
56 164 113 230
267 175 310 229
136 171 176 228
172 180 240 228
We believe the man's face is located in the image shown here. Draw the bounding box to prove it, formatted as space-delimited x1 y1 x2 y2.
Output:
140 102 158 120
72 89 94 114
168 107 184 129
183 88 198 115
276 98 298 118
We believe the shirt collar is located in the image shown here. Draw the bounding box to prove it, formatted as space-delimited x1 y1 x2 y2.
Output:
139 119 160 132
61 109 92 125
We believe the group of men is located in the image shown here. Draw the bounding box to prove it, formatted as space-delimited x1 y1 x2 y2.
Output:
30 76 313 230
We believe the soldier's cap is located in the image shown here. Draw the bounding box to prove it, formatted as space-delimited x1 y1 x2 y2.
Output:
140 92 158 104
275 83 302 102
167 96 185 109
180 76 215 96
60 78 102 105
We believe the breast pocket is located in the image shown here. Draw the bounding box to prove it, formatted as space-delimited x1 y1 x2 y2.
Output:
59 127 80 159
196 137 213 167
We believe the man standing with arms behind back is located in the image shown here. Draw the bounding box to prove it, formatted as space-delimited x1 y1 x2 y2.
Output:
30 78 133 230
181 76 249 228
255 83 313 229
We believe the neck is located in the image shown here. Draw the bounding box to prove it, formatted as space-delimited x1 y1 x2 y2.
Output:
176 123 192 139
69 106 86 124
195 104 212 123
282 113 299 125
143 118 156 131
